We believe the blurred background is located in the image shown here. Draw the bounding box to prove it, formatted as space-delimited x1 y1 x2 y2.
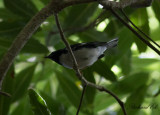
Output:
0 0 160 115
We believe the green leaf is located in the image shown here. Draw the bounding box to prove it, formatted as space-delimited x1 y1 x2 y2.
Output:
28 89 51 115
105 19 123 38
12 64 37 102
39 0 50 5
118 85 148 115
40 91 66 115
152 0 160 22
83 68 96 114
10 96 34 115
0 38 48 54
105 27 133 67
56 70 81 108
130 8 148 53
3 0 38 18
111 72 149 95
0 66 14 115
63 3 98 28
88 60 117 82
151 95 160 115
0 21 25 37
132 58 160 72
77 29 108 42
0 8 22 20
22 39 49 54
119 50 132 75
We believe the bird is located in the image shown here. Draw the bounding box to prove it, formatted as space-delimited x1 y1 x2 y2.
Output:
45 38 118 69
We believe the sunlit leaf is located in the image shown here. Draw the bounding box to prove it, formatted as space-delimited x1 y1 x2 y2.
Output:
28 89 51 115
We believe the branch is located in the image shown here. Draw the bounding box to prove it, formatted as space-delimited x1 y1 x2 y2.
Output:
54 13 127 115
76 84 87 115
99 0 152 9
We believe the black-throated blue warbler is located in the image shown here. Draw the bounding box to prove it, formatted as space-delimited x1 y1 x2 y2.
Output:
45 38 118 69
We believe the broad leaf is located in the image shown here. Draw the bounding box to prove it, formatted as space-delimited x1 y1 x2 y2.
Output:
152 0 160 22
0 38 48 54
56 70 81 108
3 0 38 18
110 72 149 95
130 8 148 52
63 3 98 28
28 89 51 115
118 85 148 115
12 64 37 102
0 66 14 115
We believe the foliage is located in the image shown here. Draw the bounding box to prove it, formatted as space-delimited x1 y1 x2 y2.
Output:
0 0 160 115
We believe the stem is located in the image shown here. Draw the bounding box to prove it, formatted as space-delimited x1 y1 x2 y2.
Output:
76 84 87 115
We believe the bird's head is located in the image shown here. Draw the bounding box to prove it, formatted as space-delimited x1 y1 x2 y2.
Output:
45 50 64 65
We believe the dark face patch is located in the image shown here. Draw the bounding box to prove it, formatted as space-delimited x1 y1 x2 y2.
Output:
46 49 67 65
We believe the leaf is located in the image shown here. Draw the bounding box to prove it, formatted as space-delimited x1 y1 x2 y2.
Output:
0 21 25 37
63 3 98 28
22 38 49 54
130 8 148 52
10 96 34 115
28 89 51 115
0 8 22 20
0 38 48 54
56 70 81 108
119 50 132 75
77 29 108 42
82 68 96 114
3 0 38 18
39 0 50 5
12 64 37 102
118 85 148 115
40 91 66 115
105 27 133 67
105 19 123 38
0 66 14 115
152 0 160 22
111 72 149 95
151 95 160 115
132 57 160 71
88 60 117 82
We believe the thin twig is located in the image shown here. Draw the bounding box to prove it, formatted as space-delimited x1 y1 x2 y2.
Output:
120 9 160 48
0 91 11 97
54 13 127 115
76 84 87 115
109 9 160 55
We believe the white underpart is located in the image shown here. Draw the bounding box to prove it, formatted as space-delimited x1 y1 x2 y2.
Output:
60 46 107 69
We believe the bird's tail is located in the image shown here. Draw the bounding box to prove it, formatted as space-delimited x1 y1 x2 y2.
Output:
106 38 118 49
